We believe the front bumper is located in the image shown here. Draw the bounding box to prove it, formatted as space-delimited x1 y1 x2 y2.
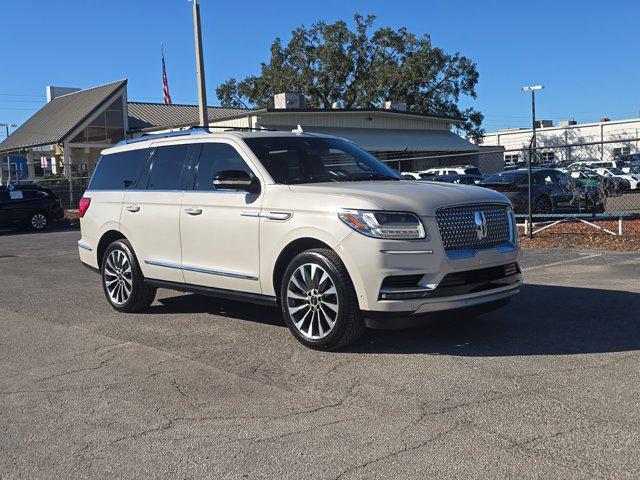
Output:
336 217 521 314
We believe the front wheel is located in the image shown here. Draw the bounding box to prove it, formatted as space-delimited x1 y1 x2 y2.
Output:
280 248 364 350
101 239 156 313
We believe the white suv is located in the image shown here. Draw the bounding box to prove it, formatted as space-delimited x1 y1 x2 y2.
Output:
78 129 521 350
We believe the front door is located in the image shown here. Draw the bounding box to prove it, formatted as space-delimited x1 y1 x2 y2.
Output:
120 143 192 283
180 141 263 293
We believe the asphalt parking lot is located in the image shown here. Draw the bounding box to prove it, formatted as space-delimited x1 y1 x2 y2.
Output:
1 228 639 479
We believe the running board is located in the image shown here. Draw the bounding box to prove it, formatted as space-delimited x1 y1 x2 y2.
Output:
144 278 278 307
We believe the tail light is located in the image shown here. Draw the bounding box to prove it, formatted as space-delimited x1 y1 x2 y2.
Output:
78 197 91 218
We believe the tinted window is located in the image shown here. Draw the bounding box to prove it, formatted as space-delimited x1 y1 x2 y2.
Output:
20 190 46 199
194 143 253 190
482 172 527 185
89 148 152 190
244 137 401 184
465 167 481 175
146 145 189 190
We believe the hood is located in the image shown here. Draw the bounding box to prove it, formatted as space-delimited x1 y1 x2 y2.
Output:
287 180 510 217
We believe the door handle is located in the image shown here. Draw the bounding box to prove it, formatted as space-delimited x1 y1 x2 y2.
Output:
125 205 140 213
185 207 203 216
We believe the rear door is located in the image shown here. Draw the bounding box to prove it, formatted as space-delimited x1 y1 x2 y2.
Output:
180 141 263 293
121 143 193 283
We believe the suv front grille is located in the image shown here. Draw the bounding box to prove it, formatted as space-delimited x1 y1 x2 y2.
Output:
435 204 512 251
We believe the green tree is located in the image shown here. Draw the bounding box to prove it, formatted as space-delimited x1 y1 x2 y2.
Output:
216 14 484 141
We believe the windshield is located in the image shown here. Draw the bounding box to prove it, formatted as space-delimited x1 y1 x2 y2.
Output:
481 172 527 185
608 168 625 175
243 136 402 184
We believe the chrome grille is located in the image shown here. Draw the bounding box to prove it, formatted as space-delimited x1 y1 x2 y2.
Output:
436 204 511 251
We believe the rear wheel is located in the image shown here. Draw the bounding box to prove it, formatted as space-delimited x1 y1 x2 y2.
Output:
280 248 364 350
29 211 48 231
101 239 156 313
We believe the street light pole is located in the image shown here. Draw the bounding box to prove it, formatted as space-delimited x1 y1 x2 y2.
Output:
191 0 208 127
1 123 17 185
522 85 544 238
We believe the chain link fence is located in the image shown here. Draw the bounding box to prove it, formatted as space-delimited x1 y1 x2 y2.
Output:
375 136 640 238
35 177 90 210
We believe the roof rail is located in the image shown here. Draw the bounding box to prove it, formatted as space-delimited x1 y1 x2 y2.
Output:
116 124 278 147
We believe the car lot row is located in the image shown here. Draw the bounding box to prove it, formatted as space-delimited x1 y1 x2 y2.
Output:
401 161 640 214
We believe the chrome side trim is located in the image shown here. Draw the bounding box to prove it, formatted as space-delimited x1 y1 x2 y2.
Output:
241 211 292 221
144 260 258 281
77 241 92 251
380 250 433 255
240 211 261 218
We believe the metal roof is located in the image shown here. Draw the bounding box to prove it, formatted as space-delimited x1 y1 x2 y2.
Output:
0 80 127 153
127 102 249 132
217 107 463 123
289 127 478 152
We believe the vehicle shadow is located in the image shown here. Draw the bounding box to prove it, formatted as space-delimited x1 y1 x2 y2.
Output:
151 284 640 357
347 284 640 356
152 294 284 327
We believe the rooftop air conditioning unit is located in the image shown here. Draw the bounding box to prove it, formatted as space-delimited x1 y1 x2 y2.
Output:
381 101 407 111
274 93 306 109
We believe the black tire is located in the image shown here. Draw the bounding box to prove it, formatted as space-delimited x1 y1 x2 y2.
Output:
29 211 48 231
101 239 156 313
280 248 364 350
534 195 553 214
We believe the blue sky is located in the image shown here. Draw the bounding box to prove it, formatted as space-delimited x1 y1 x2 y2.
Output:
2 0 639 137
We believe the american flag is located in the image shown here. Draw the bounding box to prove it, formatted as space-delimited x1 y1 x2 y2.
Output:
162 45 172 104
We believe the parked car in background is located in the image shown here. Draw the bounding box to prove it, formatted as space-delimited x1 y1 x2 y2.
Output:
592 167 640 190
0 185 64 230
422 165 482 176
78 129 522 350
566 168 630 195
568 160 633 174
480 169 576 213
425 173 485 185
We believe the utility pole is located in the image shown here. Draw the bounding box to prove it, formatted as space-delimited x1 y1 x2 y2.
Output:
522 85 544 238
1 123 17 185
191 0 208 127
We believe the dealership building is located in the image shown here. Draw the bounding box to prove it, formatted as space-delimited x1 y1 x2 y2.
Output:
0 79 480 181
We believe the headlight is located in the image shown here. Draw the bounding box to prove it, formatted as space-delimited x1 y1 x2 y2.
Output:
338 209 426 239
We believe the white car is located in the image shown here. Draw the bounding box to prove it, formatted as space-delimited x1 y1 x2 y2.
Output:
423 165 482 176
568 160 632 174
78 129 521 350
593 167 640 189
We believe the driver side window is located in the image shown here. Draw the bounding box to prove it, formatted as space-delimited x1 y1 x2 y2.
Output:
193 143 254 191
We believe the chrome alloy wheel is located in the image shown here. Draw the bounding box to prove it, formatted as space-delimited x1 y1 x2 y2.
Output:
103 249 133 306
286 263 339 340
31 213 47 230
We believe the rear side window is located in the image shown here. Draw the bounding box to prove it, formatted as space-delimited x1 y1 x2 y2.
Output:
20 190 46 199
146 145 190 190
89 148 152 190
193 143 254 190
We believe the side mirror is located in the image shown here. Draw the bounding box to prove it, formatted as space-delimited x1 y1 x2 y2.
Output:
213 170 260 193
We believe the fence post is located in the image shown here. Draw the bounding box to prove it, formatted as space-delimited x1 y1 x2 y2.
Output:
618 217 624 236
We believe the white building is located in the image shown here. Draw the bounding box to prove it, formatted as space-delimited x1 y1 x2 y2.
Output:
480 118 640 164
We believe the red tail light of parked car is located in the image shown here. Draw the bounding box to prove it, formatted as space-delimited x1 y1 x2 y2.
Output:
78 197 91 218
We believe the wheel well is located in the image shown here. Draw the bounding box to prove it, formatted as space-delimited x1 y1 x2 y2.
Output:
97 230 127 269
272 238 333 296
